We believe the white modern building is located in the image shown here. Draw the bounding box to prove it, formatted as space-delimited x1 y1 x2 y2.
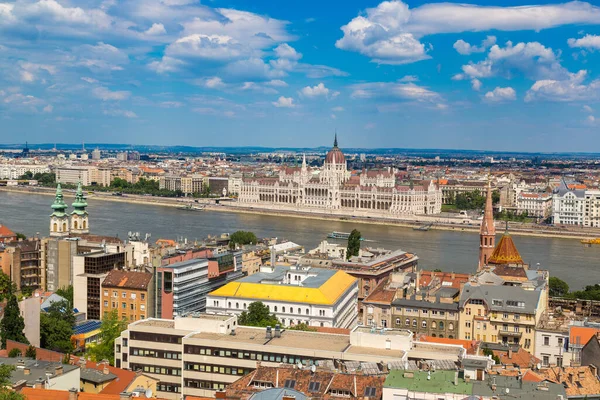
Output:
535 327 571 367
206 264 359 329
0 163 50 179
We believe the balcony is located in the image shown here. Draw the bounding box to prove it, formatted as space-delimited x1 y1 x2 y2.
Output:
499 330 522 338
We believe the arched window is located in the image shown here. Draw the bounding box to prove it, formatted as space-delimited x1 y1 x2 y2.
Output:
412 319 417 327
306 309 309 315
405 318 410 326
53 223 57 232
449 323 454 331
228 302 231 308
431 321 437 329
244 303 247 309
274 306 278 312
62 222 67 231
422 320 427 328
83 220 87 229
282 307 286 313
236 303 239 309
74 220 78 229
290 307 294 314
439 334 444 338
439 321 444 330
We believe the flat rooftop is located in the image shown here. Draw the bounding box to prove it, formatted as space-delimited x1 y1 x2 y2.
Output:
354 326 412 337
132 319 175 329
188 327 352 353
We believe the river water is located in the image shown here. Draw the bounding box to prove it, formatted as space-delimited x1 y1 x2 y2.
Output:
1 191 598 289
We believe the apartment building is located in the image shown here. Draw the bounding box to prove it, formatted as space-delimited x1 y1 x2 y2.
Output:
0 163 50 179
458 283 545 351
73 250 126 320
56 166 111 187
0 239 44 291
116 314 431 399
206 264 358 329
516 192 553 218
100 269 154 322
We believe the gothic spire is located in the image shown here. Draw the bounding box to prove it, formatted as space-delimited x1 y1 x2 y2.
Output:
480 179 495 236
333 131 338 148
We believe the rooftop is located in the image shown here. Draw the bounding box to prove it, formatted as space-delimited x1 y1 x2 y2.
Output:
384 370 472 395
101 269 152 290
488 234 525 265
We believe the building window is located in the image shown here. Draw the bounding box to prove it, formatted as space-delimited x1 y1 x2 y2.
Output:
405 318 410 326
466 308 471 316
422 321 427 328
122 292 126 298
449 323 454 331
412 319 417 327
104 301 108 307
431 321 437 329
396 318 401 325
141 293 145 300
113 291 117 298
122 302 126 309
558 337 564 347
439 321 444 330
543 336 550 346
104 290 108 297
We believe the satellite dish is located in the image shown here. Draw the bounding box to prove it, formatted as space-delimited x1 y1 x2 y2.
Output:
145 389 153 398
505 388 510 394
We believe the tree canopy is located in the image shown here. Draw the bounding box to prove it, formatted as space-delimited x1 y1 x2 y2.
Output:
40 300 75 353
229 231 258 249
549 277 570 298
0 288 28 349
86 310 127 365
346 229 361 260
56 286 74 307
454 190 500 210
0 364 24 400
238 302 279 327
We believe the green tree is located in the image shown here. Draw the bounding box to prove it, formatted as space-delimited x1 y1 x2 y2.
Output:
288 323 316 332
18 171 33 180
40 300 75 353
433 268 443 272
238 302 280 327
25 345 36 359
56 286 74 307
0 364 24 400
15 233 26 240
549 277 570 298
346 229 361 260
0 289 28 349
229 231 258 249
7 348 21 358
0 273 16 302
86 309 127 365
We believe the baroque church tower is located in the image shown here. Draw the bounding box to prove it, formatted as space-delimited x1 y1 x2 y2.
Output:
478 180 496 269
50 184 69 237
70 182 89 234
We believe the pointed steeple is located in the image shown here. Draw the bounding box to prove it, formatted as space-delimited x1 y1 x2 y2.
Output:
51 184 67 217
50 184 70 237
480 180 495 236
71 182 88 216
333 131 338 148
478 178 496 269
301 153 307 170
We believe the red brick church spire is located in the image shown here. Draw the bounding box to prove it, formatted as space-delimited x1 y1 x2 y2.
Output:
479 179 496 269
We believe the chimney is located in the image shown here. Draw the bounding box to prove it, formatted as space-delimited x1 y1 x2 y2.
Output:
590 364 598 378
24 368 30 375
33 378 44 389
55 365 64 376
69 388 78 400
266 326 272 339
491 377 497 391
78 357 87 370
119 393 132 400
454 370 459 386
508 348 513 360
275 324 281 338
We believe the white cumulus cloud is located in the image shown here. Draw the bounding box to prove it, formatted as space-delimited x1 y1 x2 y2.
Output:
272 96 294 108
92 86 131 101
453 36 496 55
568 34 600 49
300 83 330 98
525 70 600 102
484 87 516 102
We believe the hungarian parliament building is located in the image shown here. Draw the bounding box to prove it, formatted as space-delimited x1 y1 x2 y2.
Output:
237 137 442 218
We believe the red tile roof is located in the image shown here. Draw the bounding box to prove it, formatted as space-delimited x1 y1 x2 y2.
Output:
488 234 524 265
0 224 16 240
570 326 600 347
101 270 152 290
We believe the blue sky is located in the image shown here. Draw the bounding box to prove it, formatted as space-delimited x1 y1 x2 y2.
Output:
2 0 600 151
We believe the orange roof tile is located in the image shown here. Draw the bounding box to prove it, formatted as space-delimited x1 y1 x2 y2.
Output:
0 224 16 239
488 234 524 265
570 326 600 347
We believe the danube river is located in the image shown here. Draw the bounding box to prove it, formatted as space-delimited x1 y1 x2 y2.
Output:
1 191 598 289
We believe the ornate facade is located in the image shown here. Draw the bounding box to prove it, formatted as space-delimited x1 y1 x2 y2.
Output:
238 136 442 217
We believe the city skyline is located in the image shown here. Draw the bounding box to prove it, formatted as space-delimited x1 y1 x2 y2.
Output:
2 0 600 151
